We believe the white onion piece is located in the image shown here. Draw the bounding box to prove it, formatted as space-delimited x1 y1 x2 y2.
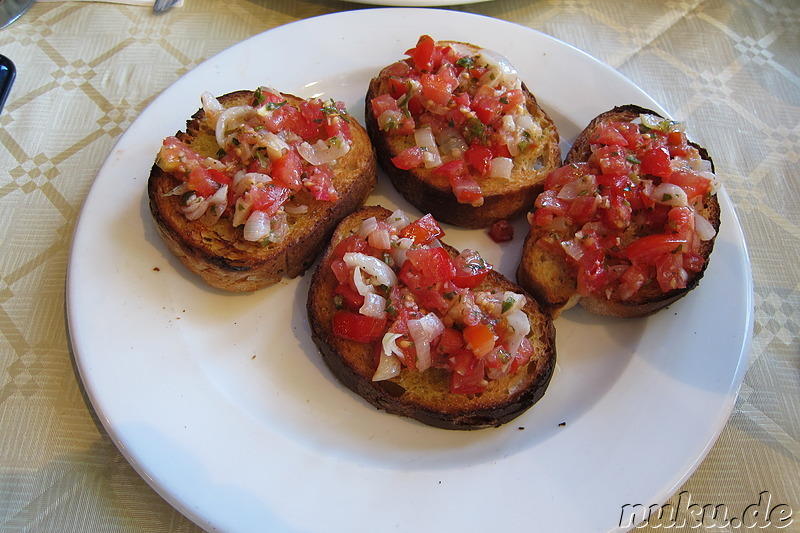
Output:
382 332 405 359
205 185 228 224
360 292 387 319
343 252 398 288
414 127 442 168
243 210 271 242
377 109 403 132
297 136 350 166
283 204 308 215
232 197 251 227
351 266 373 297
407 313 445 372
372 347 401 382
270 212 288 244
694 213 717 241
259 132 290 160
368 228 392 251
501 292 526 315
390 237 414 267
357 217 379 239
652 182 689 207
436 127 468 160
181 194 208 221
489 157 514 179
386 209 411 231
164 183 189 197
476 49 520 89
504 309 531 356
561 238 584 261
200 91 225 129
215 105 253 149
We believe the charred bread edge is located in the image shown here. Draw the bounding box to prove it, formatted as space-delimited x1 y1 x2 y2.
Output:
307 205 557 430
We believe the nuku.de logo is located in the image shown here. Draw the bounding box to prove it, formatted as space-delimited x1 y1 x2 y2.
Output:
619 490 794 529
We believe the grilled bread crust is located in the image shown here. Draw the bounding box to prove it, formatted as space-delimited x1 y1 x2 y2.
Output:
307 206 557 430
365 41 561 229
517 105 720 318
148 90 377 292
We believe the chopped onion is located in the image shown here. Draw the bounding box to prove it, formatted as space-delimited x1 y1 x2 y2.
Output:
367 228 392 251
561 238 584 261
269 212 288 244
243 210 271 242
351 266 373 297
259 131 290 160
436 127 468 160
200 91 225 129
407 312 445 372
414 127 442 168
377 109 403 132
489 157 514 179
386 209 411 231
501 291 526 315
205 185 228 224
297 135 350 166
475 49 520 90
357 217 379 238
694 212 717 241
652 182 689 207
343 252 398 289
504 309 531 356
232 197 252 227
215 105 253 149
372 347 401 382
283 204 308 215
360 292 387 319
181 194 208 221
164 183 189 197
390 237 414 267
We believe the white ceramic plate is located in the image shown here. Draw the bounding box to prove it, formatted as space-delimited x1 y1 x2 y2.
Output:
345 0 491 6
67 8 753 533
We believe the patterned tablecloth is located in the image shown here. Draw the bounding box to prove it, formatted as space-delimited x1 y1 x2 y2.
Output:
0 0 797 531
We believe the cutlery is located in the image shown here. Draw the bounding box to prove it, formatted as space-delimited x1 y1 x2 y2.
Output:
0 54 14 114
153 0 180 14
0 0 35 29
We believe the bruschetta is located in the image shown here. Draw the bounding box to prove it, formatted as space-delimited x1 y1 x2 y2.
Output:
365 35 561 229
148 88 376 291
517 105 721 318
307 205 556 430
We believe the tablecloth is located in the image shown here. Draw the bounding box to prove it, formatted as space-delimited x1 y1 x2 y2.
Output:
0 0 797 531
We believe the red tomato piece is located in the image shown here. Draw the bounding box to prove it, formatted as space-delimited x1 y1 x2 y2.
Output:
405 247 457 285
463 323 497 359
592 123 629 147
663 170 713 200
270 151 303 191
332 311 386 343
544 162 593 190
304 164 339 201
451 249 491 289
333 283 365 312
464 143 494 177
249 183 290 216
448 349 487 394
407 34 437 72
625 233 689 265
399 213 445 245
488 219 514 242
391 146 425 170
639 146 672 178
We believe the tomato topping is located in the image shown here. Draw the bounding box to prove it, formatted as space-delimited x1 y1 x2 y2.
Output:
463 323 497 358
399 213 445 245
270 150 303 191
451 249 491 288
449 349 487 394
187 166 222 197
464 143 494 177
391 147 425 170
488 219 514 242
249 184 291 217
332 311 387 343
640 146 672 178
625 233 689 265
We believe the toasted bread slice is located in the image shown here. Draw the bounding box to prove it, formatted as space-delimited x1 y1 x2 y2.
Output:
365 37 561 229
148 90 376 292
517 105 721 318
307 206 556 430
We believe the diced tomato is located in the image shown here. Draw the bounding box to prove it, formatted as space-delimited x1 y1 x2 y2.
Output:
451 249 491 289
655 251 688 292
472 91 504 125
435 327 465 358
464 143 494 177
600 194 632 230
534 189 569 218
406 34 441 73
544 162 593 190
639 146 672 178
434 160 483 205
500 89 525 113
463 323 497 359
488 219 514 242
589 145 633 176
591 123 629 147
399 213 445 245
397 260 449 311
625 233 689 265
391 146 425 170
405 247 456 285
332 311 386 343
304 164 339 201
333 283 364 312
262 104 318 140
187 166 222 197
270 151 303 191
157 137 206 176
420 65 457 107
509 337 534 374
247 157 271 175
663 170 713 200
617 264 648 301
667 206 694 236
370 94 415 135
567 195 599 225
448 349 487 394
331 234 370 262
249 183 290 216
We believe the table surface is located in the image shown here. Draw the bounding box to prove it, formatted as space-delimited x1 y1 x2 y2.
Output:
0 0 797 532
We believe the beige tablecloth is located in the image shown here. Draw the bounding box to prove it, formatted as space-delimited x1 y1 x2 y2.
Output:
0 0 797 531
